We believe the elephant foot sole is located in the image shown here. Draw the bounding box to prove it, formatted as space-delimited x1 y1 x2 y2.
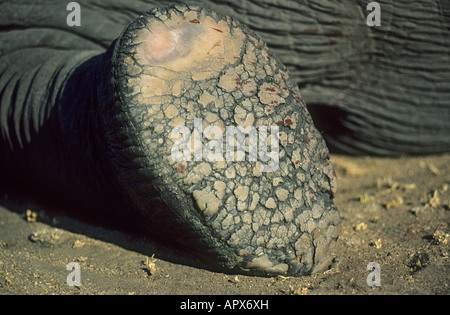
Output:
104 5 340 276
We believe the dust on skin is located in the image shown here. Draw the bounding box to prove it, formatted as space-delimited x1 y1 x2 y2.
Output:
131 9 245 100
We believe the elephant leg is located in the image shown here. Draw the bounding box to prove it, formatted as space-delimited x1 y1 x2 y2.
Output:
0 5 340 276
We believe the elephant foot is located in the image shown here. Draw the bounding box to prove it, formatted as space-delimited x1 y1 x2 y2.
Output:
98 5 340 276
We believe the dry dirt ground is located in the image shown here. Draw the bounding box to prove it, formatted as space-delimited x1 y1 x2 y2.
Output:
0 154 449 295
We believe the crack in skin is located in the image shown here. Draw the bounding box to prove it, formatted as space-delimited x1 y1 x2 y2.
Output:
108 5 340 276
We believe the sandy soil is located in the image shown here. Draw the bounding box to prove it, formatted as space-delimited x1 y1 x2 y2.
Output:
0 154 449 295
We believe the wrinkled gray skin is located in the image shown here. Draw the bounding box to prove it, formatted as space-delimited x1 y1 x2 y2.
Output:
2 0 449 155
0 1 448 276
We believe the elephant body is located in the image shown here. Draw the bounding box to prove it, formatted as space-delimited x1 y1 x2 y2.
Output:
2 0 449 155
0 1 448 276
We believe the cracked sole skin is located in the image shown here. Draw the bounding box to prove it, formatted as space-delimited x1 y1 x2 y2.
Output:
106 5 340 276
